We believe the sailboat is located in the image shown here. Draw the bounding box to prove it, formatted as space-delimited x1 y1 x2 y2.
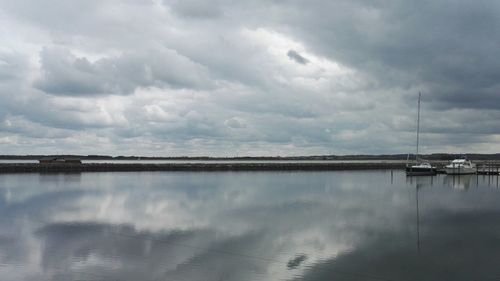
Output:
406 92 437 176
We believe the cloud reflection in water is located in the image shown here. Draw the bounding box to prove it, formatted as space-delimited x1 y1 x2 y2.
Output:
1 172 500 280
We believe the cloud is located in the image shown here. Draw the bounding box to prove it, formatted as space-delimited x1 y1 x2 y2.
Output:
263 0 500 111
287 50 309 65
34 46 213 96
166 0 223 19
0 52 28 81
224 117 246 129
1 0 500 155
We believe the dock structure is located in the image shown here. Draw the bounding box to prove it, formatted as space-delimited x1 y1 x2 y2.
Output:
477 162 500 175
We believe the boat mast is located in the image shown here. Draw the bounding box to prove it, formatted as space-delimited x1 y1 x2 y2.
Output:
416 92 421 161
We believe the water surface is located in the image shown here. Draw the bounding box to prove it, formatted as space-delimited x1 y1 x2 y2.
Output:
1 171 500 281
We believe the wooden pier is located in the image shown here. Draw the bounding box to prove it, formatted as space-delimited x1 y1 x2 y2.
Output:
477 162 500 175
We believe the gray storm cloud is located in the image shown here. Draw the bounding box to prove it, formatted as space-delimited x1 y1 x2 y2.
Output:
0 0 500 155
287 50 309 65
35 47 213 96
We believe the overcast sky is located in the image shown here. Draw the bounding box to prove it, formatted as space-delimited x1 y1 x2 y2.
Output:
1 0 500 156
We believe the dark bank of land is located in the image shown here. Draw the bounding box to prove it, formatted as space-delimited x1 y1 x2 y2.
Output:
0 154 498 173
0 162 408 173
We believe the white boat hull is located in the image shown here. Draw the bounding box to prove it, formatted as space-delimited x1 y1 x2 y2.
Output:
406 163 437 176
444 167 477 175
406 167 436 176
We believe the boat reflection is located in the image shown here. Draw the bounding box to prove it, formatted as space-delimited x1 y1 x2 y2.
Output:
443 174 473 190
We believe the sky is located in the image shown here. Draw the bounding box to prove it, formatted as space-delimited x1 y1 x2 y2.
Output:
1 0 500 156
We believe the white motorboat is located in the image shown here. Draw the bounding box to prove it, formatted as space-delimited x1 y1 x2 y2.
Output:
444 159 477 175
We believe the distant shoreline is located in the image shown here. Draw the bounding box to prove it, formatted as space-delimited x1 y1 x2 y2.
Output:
0 162 411 173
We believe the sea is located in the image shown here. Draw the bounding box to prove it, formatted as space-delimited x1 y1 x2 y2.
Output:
1 170 500 281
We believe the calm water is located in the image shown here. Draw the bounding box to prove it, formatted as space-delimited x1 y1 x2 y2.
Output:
1 171 500 281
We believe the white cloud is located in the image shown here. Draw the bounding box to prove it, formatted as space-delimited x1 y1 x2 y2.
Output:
1 0 500 155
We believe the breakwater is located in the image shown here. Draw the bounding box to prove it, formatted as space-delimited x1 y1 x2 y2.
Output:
0 162 406 173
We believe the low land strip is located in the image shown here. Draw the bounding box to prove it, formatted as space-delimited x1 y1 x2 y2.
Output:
0 162 408 173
